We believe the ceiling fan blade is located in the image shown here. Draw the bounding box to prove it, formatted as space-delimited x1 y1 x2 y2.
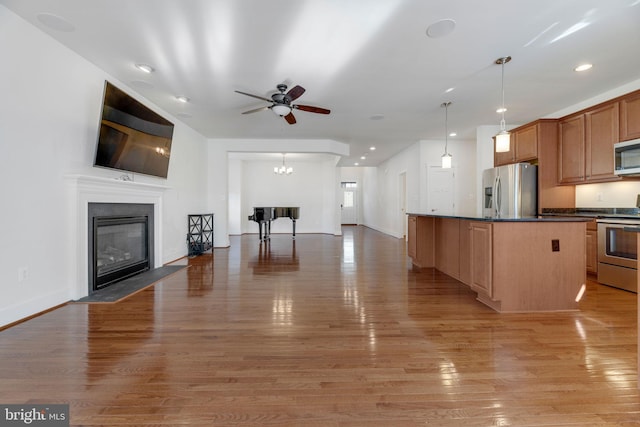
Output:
285 85 305 102
284 112 297 124
234 90 272 103
294 104 331 114
242 106 270 114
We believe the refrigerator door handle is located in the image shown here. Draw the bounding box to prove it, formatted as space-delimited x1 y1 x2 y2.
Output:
495 176 501 217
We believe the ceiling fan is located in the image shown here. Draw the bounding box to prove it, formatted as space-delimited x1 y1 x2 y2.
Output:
235 84 330 124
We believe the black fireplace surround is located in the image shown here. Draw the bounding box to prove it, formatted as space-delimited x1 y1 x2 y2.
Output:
88 203 154 294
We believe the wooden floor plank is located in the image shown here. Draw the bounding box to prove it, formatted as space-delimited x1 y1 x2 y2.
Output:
0 226 638 426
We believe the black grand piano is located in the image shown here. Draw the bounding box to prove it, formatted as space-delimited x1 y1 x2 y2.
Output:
248 207 299 240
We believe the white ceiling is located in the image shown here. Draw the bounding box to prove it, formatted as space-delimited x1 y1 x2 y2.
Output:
3 0 640 166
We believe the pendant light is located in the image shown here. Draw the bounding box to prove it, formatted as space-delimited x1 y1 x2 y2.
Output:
495 56 511 153
441 102 452 169
274 153 293 175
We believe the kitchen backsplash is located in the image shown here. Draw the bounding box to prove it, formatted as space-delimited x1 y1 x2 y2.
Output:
575 181 640 208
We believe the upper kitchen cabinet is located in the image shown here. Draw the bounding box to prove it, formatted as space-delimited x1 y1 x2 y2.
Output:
497 119 574 211
586 102 619 181
493 122 538 166
559 101 620 184
558 114 585 183
620 89 640 141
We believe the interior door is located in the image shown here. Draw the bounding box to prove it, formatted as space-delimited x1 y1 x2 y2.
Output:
341 182 358 224
427 165 455 215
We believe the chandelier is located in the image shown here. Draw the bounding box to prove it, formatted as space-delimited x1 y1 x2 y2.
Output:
155 146 170 158
274 153 293 175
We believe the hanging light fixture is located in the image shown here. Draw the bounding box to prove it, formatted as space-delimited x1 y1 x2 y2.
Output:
155 144 170 158
271 104 292 117
441 101 452 169
274 153 293 175
495 56 511 153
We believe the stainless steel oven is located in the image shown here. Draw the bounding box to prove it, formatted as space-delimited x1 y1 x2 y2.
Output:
597 219 638 293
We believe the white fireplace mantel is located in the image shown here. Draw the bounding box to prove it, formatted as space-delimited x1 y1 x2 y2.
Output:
66 174 168 299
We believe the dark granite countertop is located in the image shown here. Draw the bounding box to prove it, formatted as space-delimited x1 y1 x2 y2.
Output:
406 213 592 222
541 208 640 220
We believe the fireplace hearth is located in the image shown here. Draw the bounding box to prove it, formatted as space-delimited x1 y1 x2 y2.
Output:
88 203 154 294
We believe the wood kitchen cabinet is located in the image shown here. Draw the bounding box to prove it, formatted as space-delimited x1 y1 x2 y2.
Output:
458 220 471 285
620 89 640 141
559 101 620 184
586 220 598 274
493 122 538 166
469 222 492 298
407 215 587 312
558 114 586 183
586 102 620 181
435 218 460 279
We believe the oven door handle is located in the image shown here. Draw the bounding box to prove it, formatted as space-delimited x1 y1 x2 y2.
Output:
623 227 640 233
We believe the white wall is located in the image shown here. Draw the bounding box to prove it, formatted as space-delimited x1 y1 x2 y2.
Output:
355 138 478 238
420 138 478 217
0 6 208 326
229 157 340 235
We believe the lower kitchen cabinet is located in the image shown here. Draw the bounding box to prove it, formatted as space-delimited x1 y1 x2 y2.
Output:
407 214 588 312
586 220 598 274
435 218 460 279
469 222 492 298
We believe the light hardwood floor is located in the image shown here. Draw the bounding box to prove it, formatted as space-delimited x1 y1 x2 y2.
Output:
0 226 638 426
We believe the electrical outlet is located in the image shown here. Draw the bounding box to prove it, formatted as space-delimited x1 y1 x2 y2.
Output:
551 239 560 252
18 267 28 282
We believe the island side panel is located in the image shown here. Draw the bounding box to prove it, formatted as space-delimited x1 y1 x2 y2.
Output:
491 221 587 312
435 218 461 280
408 215 435 268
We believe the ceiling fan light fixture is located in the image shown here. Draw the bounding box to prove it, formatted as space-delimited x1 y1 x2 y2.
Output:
271 104 292 116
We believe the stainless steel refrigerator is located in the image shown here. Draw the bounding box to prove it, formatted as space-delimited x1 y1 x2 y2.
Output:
482 163 537 218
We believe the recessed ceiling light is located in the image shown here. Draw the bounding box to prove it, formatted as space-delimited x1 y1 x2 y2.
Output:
176 96 190 103
496 107 507 113
360 156 366 160
369 146 376 151
574 63 593 72
354 162 360 166
449 132 457 137
135 63 154 73
426 19 456 38
445 87 455 93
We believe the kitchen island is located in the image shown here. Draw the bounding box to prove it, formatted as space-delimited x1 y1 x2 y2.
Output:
407 213 591 313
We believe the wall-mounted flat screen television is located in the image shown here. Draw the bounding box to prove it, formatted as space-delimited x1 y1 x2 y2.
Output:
94 81 174 178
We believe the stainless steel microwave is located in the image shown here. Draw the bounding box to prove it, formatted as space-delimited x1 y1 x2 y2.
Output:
614 138 640 176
